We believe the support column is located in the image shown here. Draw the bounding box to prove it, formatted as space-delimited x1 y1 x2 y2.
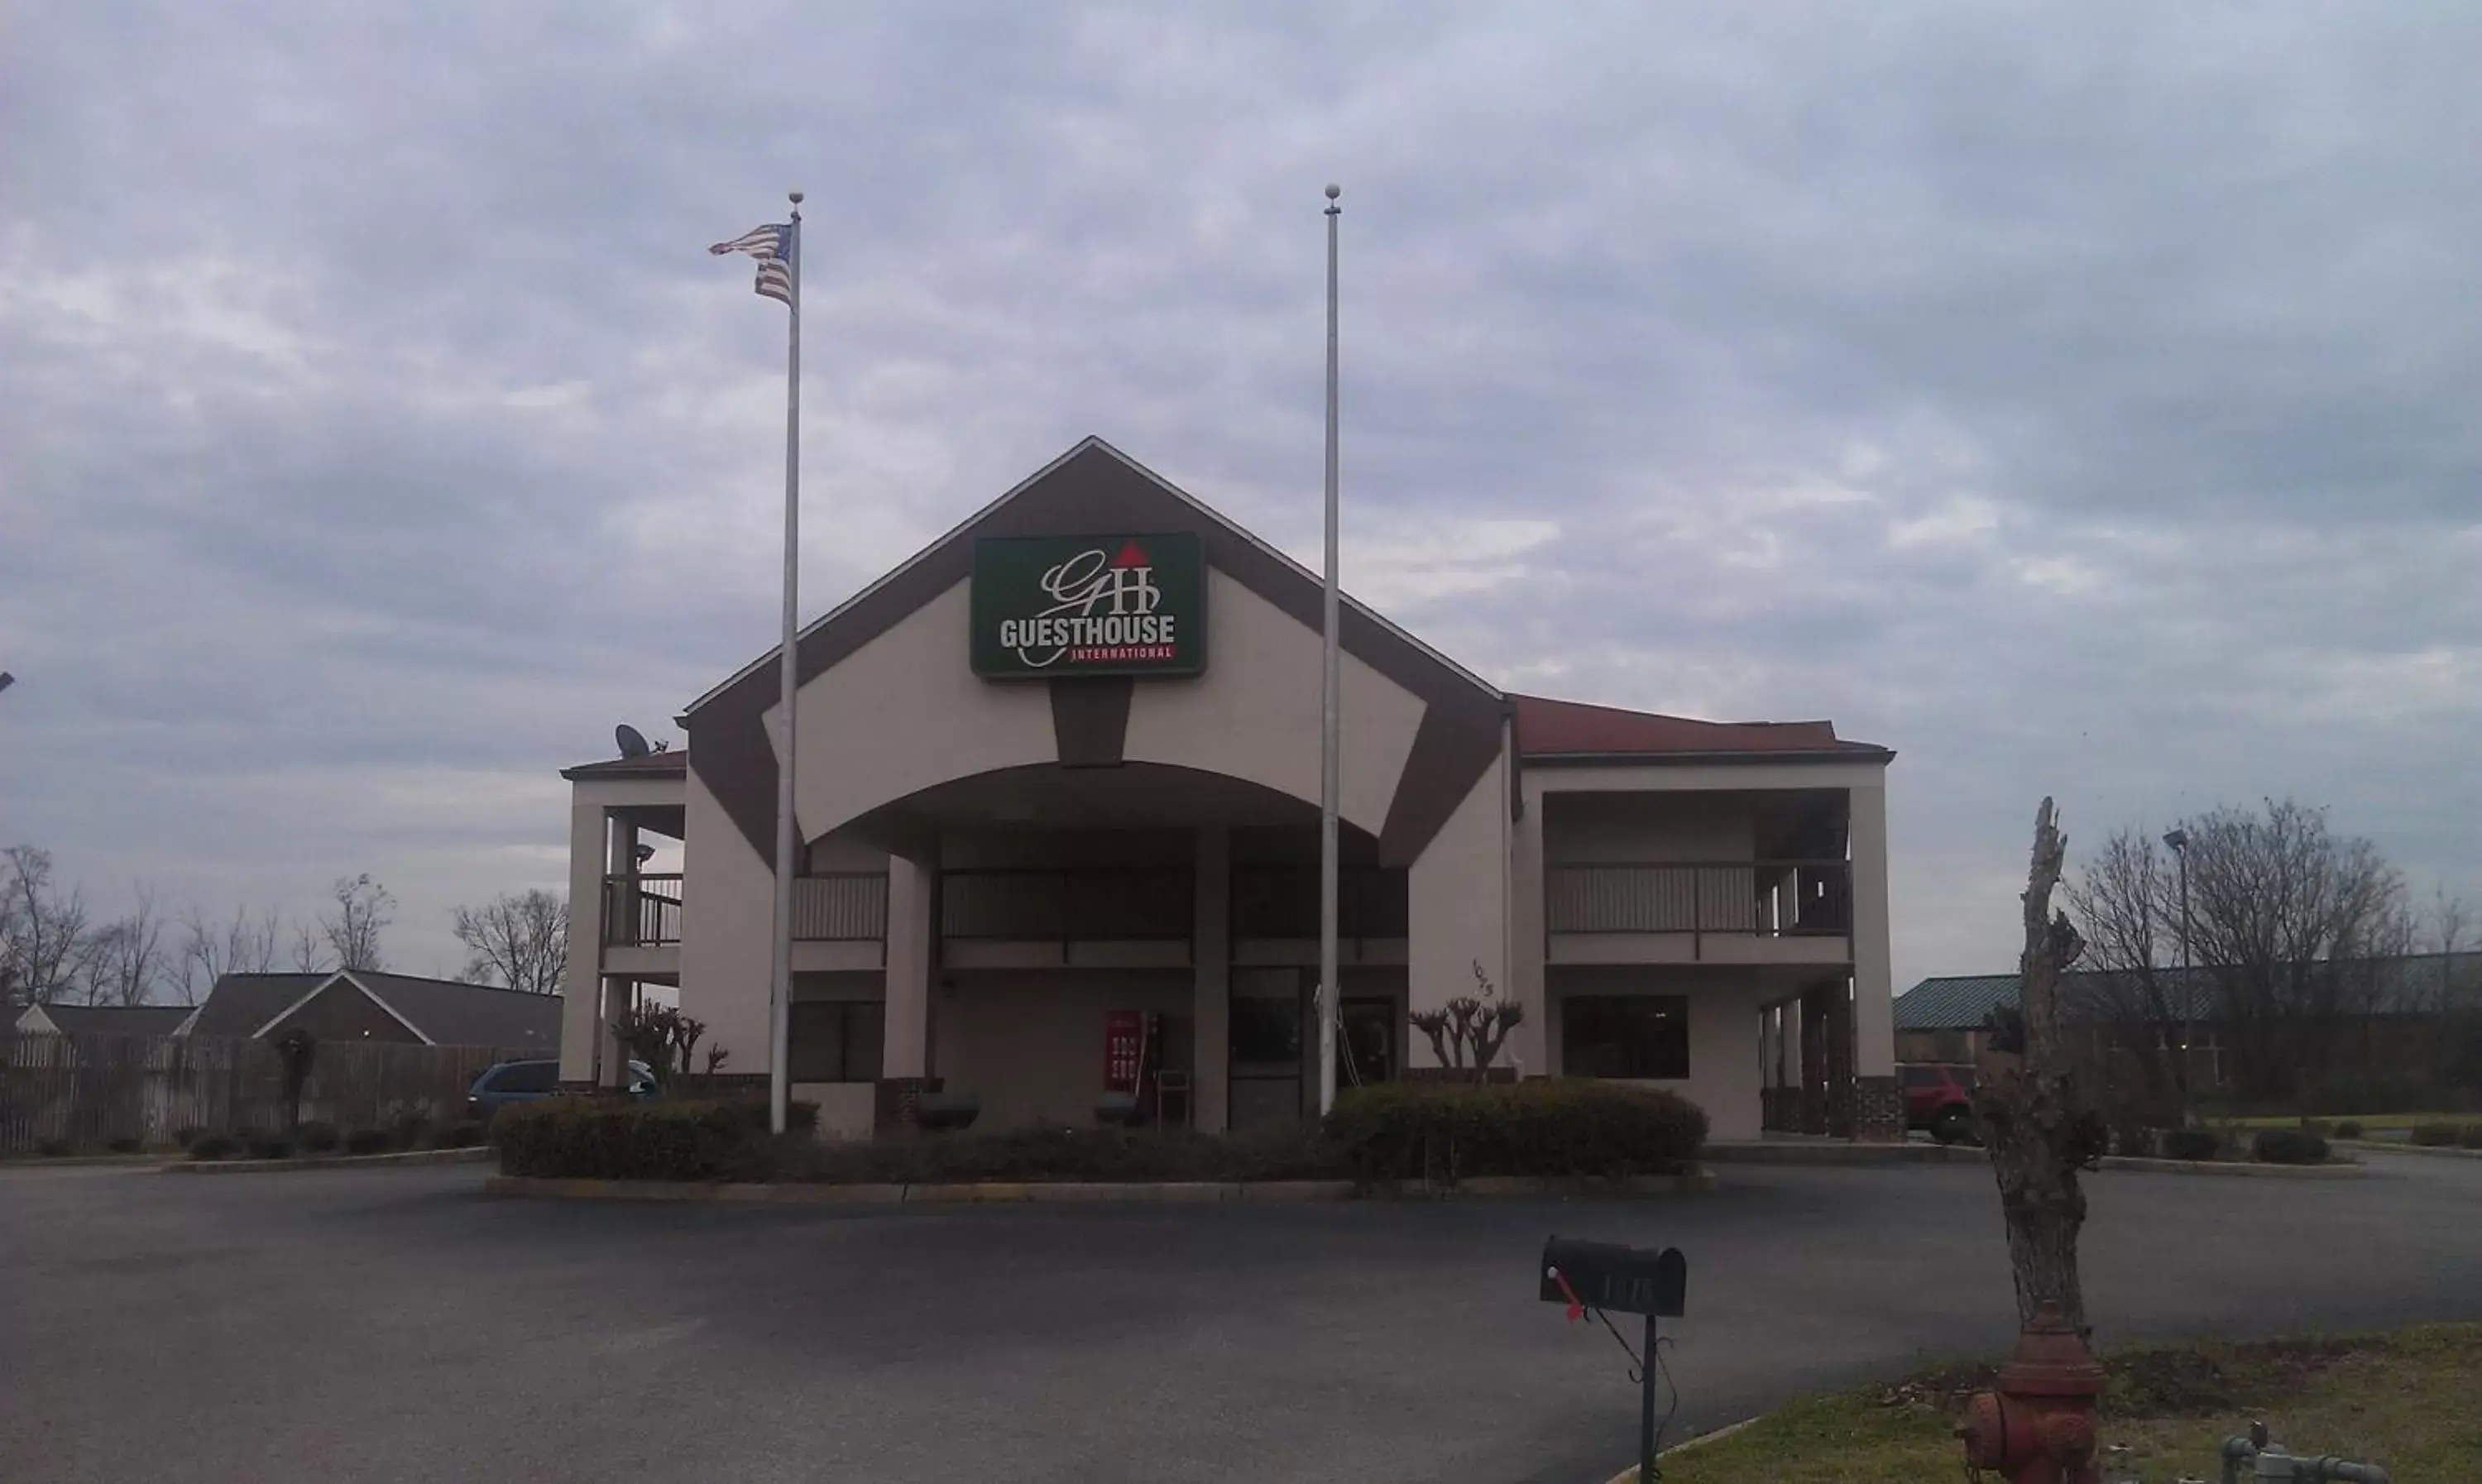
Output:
1847 781 1901 1140
1505 773 1547 1078
601 821 640 1089
877 853 935 1133
558 798 607 1086
1192 826 1231 1132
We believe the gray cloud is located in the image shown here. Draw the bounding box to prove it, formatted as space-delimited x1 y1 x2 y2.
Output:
2 2 2475 989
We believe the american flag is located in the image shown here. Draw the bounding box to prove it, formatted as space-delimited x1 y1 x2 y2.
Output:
710 223 794 306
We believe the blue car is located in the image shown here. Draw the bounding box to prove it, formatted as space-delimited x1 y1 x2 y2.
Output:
463 1057 656 1123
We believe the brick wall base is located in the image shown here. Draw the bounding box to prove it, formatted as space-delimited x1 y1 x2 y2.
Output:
1760 1086 1791 1132
874 1076 943 1137
1852 1075 1904 1142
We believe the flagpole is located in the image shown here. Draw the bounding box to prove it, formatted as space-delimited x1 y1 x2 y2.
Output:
769 191 803 1137
1318 183 1342 1118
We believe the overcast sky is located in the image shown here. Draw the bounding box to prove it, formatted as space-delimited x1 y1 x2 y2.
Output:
3 2 2475 993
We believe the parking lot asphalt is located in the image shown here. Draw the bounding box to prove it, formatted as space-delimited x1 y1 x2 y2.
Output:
4 1151 2479 1484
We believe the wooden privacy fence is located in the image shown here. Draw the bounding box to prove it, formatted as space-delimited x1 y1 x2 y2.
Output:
0 1032 535 1151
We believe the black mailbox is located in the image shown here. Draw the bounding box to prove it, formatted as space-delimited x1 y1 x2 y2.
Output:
1540 1237 1685 1319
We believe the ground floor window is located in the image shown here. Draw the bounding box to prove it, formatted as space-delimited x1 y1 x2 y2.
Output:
1563 995 1690 1079
788 1001 885 1083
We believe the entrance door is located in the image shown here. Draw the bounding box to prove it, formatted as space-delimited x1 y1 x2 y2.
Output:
1228 969 1305 1132
1337 996 1396 1093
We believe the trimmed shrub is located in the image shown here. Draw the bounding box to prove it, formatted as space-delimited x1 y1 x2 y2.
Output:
1323 1079 1708 1183
107 1136 143 1154
2111 1125 2156 1160
189 1134 240 1161
295 1121 342 1154
428 1121 484 1150
2460 1124 2482 1151
2252 1128 2330 1166
173 1125 204 1149
343 1127 395 1156
493 1098 778 1181
246 1134 295 1161
2332 1121 2365 1142
2161 1127 2222 1162
390 1113 432 1151
2410 1122 2465 1147
36 1138 74 1157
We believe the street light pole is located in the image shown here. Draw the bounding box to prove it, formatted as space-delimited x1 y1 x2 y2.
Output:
2163 828 2192 1118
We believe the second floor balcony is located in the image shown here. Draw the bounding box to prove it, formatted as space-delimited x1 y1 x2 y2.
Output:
601 872 888 950
1545 859 1852 962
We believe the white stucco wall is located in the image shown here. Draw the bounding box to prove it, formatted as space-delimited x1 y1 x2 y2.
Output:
783 579 1058 838
933 968 1195 1128
1540 792 1757 864
1121 569 1427 833
1542 966 1766 1142
1406 749 1512 1065
1848 781 1896 1077
677 767 776 1075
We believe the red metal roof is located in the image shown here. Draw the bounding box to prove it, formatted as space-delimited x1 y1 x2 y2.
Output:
1509 693 1888 760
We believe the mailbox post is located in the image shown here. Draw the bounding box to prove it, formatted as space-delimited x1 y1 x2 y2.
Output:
1541 1238 1686 1482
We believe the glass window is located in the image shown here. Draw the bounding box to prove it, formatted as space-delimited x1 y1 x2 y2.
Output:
788 1002 884 1083
492 1060 558 1094
1229 997 1302 1065
1562 996 1690 1080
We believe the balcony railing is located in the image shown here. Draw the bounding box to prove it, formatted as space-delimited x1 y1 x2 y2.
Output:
792 873 890 941
599 872 888 949
1545 860 1852 940
602 874 683 947
939 867 1195 942
1229 865 1409 940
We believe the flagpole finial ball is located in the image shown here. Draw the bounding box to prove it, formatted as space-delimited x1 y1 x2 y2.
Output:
789 190 804 204
1325 183 1341 200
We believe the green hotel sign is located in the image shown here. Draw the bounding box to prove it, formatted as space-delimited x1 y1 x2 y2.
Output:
970 533 1206 679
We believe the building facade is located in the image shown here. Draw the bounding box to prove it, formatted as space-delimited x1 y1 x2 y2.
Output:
558 439 1900 1141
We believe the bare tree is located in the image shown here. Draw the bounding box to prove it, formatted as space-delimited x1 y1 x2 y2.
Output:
2178 799 2406 1099
2067 827 2189 1114
175 902 281 1003
319 874 395 971
2 845 92 1008
79 886 171 1006
452 889 568 994
1406 960 1526 1081
1976 798 2101 1333
290 920 331 974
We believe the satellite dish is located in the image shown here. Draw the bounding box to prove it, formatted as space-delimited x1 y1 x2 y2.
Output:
634 842 657 866
616 724 652 759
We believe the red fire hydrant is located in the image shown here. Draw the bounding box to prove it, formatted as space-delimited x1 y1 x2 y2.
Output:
1957 1303 2106 1484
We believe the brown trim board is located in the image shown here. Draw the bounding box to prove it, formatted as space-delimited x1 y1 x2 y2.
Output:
1049 677 1134 767
686 438 1506 871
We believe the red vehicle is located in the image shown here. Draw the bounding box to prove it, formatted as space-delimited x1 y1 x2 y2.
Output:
1900 1063 1977 1144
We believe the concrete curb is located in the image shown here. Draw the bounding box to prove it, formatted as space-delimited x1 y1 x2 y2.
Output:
2338 1138 2482 1161
2094 1154 2367 1179
1704 1140 1978 1165
0 1152 176 1170
482 1170 1717 1205
163 1146 494 1175
1601 1415 1761 1483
